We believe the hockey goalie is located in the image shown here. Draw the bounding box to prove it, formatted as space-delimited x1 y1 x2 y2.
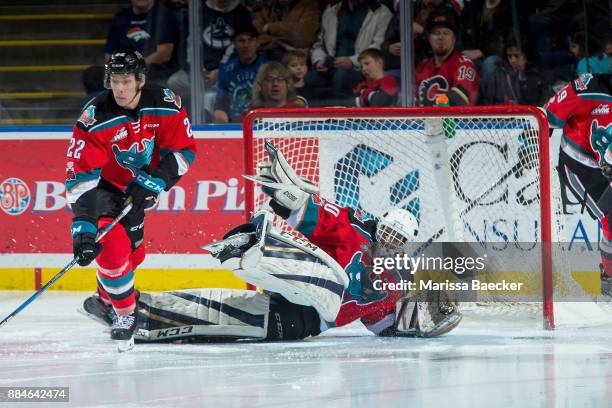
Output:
82 143 462 342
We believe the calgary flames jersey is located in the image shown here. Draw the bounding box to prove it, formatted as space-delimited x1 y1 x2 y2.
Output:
545 73 612 168
293 195 406 333
66 85 197 205
415 50 480 106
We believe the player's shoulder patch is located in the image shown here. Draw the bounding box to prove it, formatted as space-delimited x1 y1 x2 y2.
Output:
574 73 594 91
353 209 373 223
162 87 182 109
77 104 97 127
348 208 377 241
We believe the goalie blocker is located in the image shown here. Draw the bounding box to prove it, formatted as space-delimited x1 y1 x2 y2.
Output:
207 211 350 322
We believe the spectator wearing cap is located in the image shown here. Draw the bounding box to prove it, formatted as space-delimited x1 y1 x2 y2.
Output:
382 0 455 74
415 12 480 106
213 23 268 123
305 0 393 104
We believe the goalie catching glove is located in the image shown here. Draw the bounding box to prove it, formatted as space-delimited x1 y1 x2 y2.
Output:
204 211 349 322
380 290 462 338
244 142 318 210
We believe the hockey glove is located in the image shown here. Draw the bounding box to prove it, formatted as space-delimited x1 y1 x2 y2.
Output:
71 219 102 266
126 168 168 214
244 142 318 211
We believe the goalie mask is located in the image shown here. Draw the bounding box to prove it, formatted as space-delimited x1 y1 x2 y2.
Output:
376 209 419 250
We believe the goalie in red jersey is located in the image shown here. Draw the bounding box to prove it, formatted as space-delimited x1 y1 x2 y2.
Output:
81 143 461 343
545 73 612 298
67 50 196 343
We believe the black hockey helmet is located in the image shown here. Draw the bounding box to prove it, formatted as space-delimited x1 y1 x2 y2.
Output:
104 50 147 89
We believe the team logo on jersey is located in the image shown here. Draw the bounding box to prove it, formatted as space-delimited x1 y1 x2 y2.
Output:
111 127 129 142
77 105 96 127
418 75 449 105
126 27 151 42
344 251 388 305
574 73 593 91
0 178 31 216
591 104 610 115
345 252 365 300
202 19 234 50
310 194 323 206
163 88 182 109
353 209 373 223
112 137 155 175
589 120 612 166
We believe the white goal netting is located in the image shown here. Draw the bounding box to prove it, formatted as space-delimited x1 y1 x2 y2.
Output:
243 107 600 330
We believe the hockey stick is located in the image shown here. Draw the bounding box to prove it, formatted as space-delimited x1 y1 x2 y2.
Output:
388 161 525 335
459 161 523 218
0 198 133 329
414 160 524 252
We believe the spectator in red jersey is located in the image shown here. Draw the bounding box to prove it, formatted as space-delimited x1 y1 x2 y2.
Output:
415 12 480 106
382 0 456 74
353 48 399 106
305 0 393 105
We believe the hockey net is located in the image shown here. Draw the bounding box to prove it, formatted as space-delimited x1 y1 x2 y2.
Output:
243 107 572 330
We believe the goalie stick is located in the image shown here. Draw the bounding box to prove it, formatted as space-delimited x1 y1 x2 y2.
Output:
0 198 133 329
418 159 526 252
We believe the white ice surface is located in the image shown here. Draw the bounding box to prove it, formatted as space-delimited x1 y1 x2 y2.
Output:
1 292 612 408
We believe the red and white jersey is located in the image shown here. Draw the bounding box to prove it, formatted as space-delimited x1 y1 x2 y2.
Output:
354 76 399 107
293 195 405 334
66 85 196 204
545 73 612 168
415 50 480 106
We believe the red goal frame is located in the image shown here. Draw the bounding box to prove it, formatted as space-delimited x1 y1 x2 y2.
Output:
243 106 554 330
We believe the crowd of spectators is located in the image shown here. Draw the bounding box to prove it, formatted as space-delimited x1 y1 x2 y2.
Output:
92 0 612 122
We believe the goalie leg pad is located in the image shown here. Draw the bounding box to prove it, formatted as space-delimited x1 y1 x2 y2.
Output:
135 288 270 342
229 224 349 322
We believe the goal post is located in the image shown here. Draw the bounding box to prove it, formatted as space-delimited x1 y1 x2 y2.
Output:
243 106 555 330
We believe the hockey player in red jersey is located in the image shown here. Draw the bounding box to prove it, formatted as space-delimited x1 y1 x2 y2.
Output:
81 143 461 343
545 73 612 297
415 12 479 106
67 50 196 342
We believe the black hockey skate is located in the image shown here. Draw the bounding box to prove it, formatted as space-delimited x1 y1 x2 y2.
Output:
81 294 116 326
110 312 138 340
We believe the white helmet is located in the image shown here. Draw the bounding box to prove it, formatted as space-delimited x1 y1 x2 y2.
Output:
376 208 419 250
